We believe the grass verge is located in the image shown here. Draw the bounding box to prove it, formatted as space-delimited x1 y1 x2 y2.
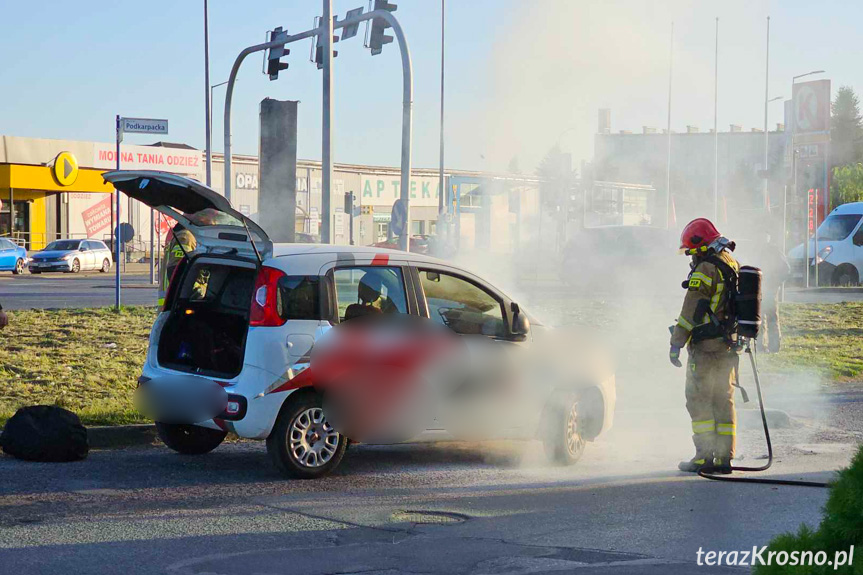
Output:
0 306 156 427
0 301 860 428
760 302 863 381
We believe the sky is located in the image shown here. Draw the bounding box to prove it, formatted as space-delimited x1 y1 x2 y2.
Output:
0 0 859 174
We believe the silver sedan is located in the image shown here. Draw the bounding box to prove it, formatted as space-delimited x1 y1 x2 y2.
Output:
29 239 113 274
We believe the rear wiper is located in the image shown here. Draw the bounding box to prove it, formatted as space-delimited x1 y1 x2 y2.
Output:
240 218 263 265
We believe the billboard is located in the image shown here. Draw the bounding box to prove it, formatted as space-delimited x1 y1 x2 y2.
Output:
81 195 113 237
792 79 831 137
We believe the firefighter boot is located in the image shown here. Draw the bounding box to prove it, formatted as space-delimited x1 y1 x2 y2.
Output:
678 457 714 473
712 457 732 474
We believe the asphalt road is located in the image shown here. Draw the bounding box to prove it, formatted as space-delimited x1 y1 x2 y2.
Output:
0 271 157 309
1 376 858 575
1 264 860 574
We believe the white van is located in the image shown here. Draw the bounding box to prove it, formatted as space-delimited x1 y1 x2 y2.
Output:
788 201 863 286
103 171 617 479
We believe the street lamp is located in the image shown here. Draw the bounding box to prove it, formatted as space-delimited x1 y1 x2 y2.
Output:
793 70 825 83
208 79 231 189
762 95 783 211
791 70 825 288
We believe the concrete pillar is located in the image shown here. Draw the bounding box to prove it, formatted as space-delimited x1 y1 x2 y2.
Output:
259 99 298 243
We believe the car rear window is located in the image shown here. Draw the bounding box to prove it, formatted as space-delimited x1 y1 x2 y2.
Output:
278 276 321 320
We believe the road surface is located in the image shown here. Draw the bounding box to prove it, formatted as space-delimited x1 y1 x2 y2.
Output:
0 270 157 309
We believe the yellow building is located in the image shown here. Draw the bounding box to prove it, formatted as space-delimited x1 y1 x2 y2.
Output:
0 136 202 250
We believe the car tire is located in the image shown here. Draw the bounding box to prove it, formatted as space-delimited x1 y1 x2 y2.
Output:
543 396 586 466
832 264 859 287
267 392 347 479
70 258 81 274
100 258 111 273
13 258 24 275
155 422 227 455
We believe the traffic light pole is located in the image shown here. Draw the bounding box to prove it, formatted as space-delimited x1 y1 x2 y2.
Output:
222 9 413 251
321 0 334 244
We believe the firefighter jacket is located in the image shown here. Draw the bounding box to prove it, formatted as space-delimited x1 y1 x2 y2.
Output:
671 249 740 351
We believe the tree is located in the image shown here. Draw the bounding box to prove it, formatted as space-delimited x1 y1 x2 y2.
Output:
831 163 863 206
830 86 863 167
535 144 575 210
507 156 521 174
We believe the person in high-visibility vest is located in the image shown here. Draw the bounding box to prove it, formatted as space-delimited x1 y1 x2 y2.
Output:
670 218 740 475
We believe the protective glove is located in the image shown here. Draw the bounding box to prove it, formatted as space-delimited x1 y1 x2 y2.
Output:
669 345 682 368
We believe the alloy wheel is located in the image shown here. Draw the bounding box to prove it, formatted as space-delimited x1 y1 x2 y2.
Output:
565 402 585 457
288 407 339 468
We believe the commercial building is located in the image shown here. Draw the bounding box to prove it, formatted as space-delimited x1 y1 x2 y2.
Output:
592 120 789 233
1 135 540 254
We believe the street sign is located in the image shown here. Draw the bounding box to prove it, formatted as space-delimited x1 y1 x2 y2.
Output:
792 80 830 135
115 223 134 244
52 152 79 186
390 198 407 237
120 117 169 135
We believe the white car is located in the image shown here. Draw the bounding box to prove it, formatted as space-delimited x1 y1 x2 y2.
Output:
29 238 112 274
105 171 616 479
788 202 863 285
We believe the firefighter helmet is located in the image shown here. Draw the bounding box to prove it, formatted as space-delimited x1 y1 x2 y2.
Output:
679 218 721 255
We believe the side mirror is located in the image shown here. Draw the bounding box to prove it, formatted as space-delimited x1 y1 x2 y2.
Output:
80 247 87 251
510 302 530 340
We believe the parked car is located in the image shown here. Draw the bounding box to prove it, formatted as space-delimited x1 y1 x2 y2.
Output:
0 238 28 275
788 202 863 286
29 239 112 274
373 235 430 254
105 170 616 479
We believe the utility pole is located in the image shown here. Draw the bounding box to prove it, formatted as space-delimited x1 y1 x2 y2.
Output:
713 17 719 223
763 16 770 212
665 22 673 228
204 0 212 187
438 0 445 222
321 0 334 244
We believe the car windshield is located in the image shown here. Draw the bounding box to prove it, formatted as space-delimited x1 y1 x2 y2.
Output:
44 240 80 251
816 214 862 241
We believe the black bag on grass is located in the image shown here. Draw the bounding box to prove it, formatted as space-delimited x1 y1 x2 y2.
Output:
0 406 88 462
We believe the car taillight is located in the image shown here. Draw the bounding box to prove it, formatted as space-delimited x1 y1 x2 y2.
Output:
250 266 287 327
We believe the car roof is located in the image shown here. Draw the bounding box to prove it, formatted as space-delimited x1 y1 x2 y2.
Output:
830 202 863 216
271 243 445 266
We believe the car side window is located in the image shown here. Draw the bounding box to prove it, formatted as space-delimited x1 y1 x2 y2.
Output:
277 276 321 320
80 241 89 250
418 269 506 337
853 226 863 247
333 266 408 322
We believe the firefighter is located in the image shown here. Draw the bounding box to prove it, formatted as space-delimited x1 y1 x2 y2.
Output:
670 218 740 474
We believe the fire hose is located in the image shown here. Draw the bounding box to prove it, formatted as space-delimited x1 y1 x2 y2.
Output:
698 339 830 488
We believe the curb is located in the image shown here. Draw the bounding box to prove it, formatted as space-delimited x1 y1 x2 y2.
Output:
87 424 158 449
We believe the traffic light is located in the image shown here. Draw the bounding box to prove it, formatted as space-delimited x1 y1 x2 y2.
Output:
315 17 339 70
344 191 354 214
369 0 397 55
266 27 290 81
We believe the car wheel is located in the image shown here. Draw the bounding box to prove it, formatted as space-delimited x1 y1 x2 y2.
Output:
155 422 227 455
70 258 81 273
13 258 24 275
543 397 586 466
267 392 347 479
100 258 111 273
832 264 859 287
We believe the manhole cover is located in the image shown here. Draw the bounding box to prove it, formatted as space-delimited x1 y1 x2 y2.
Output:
390 510 469 525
